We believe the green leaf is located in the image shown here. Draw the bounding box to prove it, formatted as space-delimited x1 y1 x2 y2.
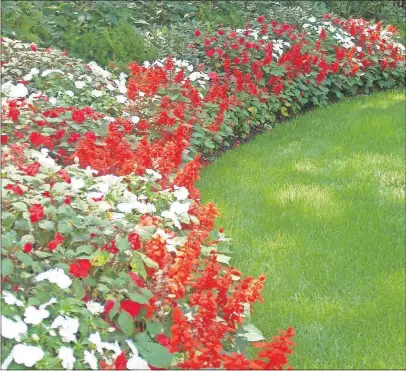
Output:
239 324 265 341
13 202 28 212
128 291 150 304
38 220 55 230
280 106 289 117
16 252 34 266
97 283 110 293
131 252 147 279
116 237 130 251
117 311 135 336
14 219 30 230
146 320 162 337
1 258 14 277
136 341 172 368
137 252 159 269
73 279 85 300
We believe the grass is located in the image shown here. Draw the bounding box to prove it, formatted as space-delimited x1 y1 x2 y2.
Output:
198 90 406 369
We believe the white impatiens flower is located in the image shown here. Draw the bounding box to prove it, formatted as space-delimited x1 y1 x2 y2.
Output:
51 315 79 343
174 185 189 201
91 89 103 98
24 306 50 325
74 81 86 89
89 332 121 356
32 148 60 172
94 175 121 194
146 169 162 180
131 115 140 124
4 83 29 98
58 346 76 370
65 90 75 97
23 73 33 81
35 268 72 289
84 350 98 370
170 201 190 215
1 315 28 340
126 340 150 370
86 301 104 315
49 97 57 105
2 291 24 307
106 83 116 91
2 344 44 369
308 16 316 23
30 67 40 75
71 177 85 193
117 190 156 215
116 94 127 103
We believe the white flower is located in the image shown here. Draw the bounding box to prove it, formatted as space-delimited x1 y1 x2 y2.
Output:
2 291 24 307
131 116 140 124
110 213 125 220
49 330 57 336
170 201 190 215
91 89 103 98
35 268 72 289
161 210 181 229
86 301 104 315
94 175 121 194
187 65 193 72
58 346 76 370
84 350 98 370
138 92 145 97
2 344 44 369
106 83 116 91
1 315 27 340
143 61 151 68
51 315 79 343
308 16 316 23
30 68 40 75
75 81 86 89
174 186 189 201
116 95 127 103
89 332 121 356
6 83 29 98
31 334 40 341
71 177 85 193
49 97 57 105
23 73 33 81
126 340 150 370
32 148 60 172
65 90 75 97
146 169 162 180
24 306 50 325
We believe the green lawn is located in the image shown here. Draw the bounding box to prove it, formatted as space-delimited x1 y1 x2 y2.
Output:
198 90 406 369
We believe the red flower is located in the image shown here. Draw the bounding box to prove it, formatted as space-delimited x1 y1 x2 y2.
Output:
24 161 41 176
218 29 224 36
257 15 265 23
9 107 20 121
67 133 81 145
1 134 8 145
129 272 144 287
194 30 201 37
30 43 37 52
115 352 127 370
71 109 86 124
24 243 33 253
104 300 115 320
272 82 284 96
128 233 141 250
156 333 170 347
48 232 64 251
64 196 71 205
5 184 24 196
28 204 44 223
84 131 97 141
69 259 91 278
120 299 143 317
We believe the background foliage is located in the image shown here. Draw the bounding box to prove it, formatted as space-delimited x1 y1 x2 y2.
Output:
2 1 405 69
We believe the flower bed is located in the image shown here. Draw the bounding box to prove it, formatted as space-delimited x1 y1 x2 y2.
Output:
1 11 405 370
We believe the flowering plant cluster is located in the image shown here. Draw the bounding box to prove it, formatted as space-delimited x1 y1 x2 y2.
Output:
1 10 404 370
1 38 295 371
